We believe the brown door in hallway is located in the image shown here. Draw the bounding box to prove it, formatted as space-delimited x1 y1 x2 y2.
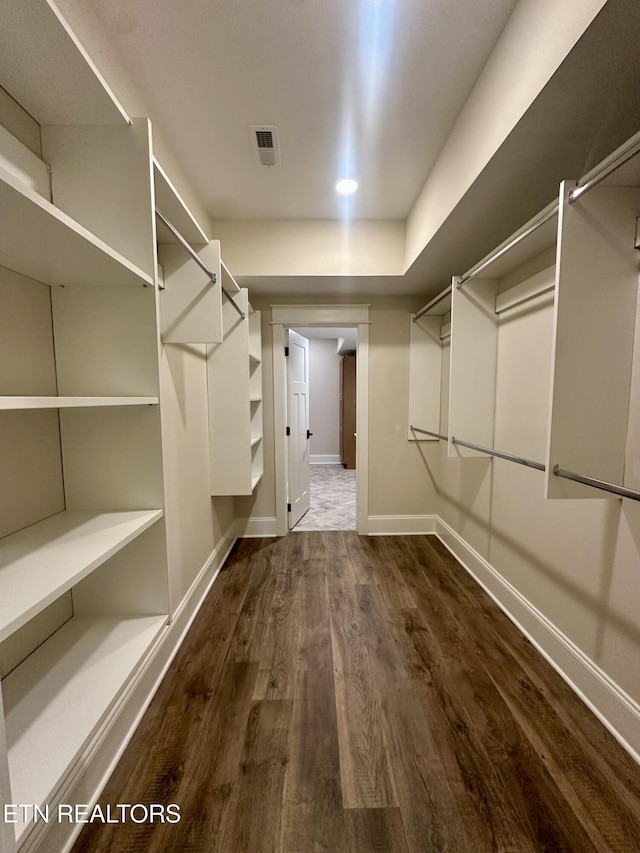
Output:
340 354 356 469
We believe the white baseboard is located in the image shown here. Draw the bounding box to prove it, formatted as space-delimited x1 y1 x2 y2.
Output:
435 517 640 765
367 515 437 535
235 516 278 538
310 454 341 465
31 530 238 853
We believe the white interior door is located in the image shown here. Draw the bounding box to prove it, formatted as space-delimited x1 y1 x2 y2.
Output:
287 329 310 528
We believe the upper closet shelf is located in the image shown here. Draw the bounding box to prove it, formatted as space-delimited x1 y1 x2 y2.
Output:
154 158 208 246
0 167 153 288
0 0 129 126
0 508 163 643
0 396 159 410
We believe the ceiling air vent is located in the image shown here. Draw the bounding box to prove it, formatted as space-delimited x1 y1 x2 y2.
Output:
250 125 280 167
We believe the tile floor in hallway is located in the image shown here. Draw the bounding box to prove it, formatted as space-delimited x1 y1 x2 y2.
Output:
293 464 356 531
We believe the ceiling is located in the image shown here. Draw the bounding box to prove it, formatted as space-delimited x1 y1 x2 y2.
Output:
79 0 518 221
58 0 640 300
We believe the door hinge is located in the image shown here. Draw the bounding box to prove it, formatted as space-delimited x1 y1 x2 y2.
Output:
286 426 290 436
287 502 292 512
284 346 289 356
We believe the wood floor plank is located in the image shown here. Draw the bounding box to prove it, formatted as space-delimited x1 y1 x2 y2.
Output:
282 668 347 852
363 536 417 612
229 537 285 662
343 807 410 853
296 572 333 671
328 576 398 809
73 533 640 853
218 700 293 853
253 536 302 699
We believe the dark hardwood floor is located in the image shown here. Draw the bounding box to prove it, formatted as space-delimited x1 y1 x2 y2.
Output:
73 533 640 852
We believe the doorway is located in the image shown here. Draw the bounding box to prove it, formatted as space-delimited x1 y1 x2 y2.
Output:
287 327 357 531
271 304 370 536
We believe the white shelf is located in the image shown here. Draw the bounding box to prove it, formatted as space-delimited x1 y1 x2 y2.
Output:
249 353 262 364
0 396 159 410
250 397 262 403
250 435 263 448
0 509 163 643
0 166 153 288
251 472 263 491
3 614 167 840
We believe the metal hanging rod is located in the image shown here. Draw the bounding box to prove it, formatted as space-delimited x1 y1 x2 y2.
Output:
452 437 546 471
569 130 640 205
156 209 246 320
220 286 245 320
553 465 640 502
410 425 448 441
457 203 559 290
413 284 452 322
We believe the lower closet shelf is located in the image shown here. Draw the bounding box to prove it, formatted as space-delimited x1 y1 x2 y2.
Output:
2 614 168 842
0 509 164 643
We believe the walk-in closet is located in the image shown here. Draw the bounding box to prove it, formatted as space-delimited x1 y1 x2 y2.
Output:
1 0 640 851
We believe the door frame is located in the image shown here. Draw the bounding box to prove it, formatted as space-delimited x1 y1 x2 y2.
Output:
271 304 370 536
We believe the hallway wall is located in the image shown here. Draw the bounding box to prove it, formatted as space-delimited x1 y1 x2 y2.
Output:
308 338 341 463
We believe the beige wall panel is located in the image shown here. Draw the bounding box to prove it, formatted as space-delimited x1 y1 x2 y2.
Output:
52 285 160 396
494 292 555 462
159 241 223 345
598 502 640 698
625 279 640 492
0 594 72 679
488 461 623 660
211 219 405 278
438 338 491 557
41 119 155 276
309 339 341 457
59 407 164 510
0 410 65 539
0 268 56 395
448 279 498 458
72 522 168 617
408 314 442 441
367 304 439 517
0 85 41 156
159 343 219 615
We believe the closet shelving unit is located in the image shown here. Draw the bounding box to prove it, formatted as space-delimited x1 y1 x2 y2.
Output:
155 181 224 345
546 132 640 500
411 130 640 506
0 2 169 849
447 200 558 461
207 288 264 495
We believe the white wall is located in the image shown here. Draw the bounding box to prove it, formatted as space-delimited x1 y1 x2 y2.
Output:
307 338 341 462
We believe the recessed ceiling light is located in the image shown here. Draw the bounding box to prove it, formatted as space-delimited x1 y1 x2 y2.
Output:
336 178 358 195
